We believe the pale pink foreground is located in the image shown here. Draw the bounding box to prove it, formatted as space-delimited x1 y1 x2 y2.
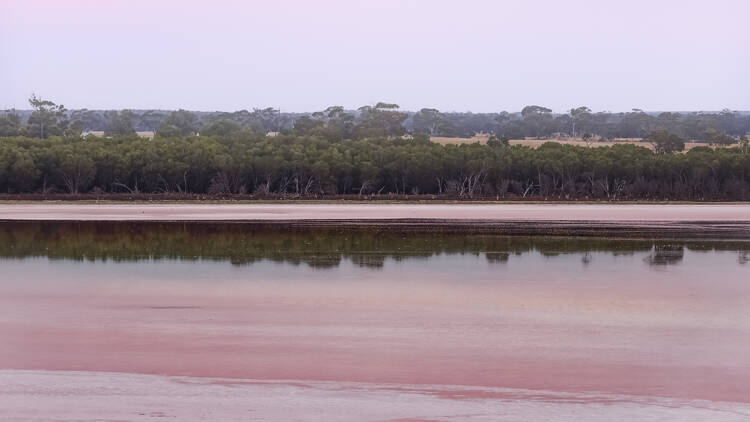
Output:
2 251 750 419
2 370 749 422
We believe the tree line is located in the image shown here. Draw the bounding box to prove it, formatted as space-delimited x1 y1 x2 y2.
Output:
3 222 747 267
2 96 749 143
1 95 749 200
1 131 749 200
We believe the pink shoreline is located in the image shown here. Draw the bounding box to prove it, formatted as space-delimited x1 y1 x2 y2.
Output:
1 203 750 221
2 370 749 422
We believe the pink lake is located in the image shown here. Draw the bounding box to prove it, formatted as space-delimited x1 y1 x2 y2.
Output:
0 223 749 421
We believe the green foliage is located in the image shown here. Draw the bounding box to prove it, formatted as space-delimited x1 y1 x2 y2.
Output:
293 106 355 141
293 115 325 136
487 136 509 148
104 110 136 136
156 109 198 137
65 119 85 137
647 130 685 154
519 105 554 138
521 105 553 117
10 98 750 142
703 127 736 145
410 133 431 144
0 112 21 137
0 147 39 192
26 94 68 138
0 133 748 200
353 103 408 139
412 108 455 136
2 97 749 199
200 119 242 137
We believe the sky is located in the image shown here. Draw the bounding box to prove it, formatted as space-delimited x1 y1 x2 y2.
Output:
1 0 748 113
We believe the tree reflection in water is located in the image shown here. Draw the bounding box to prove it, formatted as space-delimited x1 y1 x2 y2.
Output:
644 245 685 266
0 221 747 269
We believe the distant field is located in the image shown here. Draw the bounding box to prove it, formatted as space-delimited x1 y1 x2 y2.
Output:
430 134 734 151
83 131 154 139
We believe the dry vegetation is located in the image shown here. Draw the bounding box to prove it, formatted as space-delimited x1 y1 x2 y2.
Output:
430 134 735 151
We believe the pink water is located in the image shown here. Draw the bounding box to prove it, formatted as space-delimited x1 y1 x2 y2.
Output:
1 248 749 420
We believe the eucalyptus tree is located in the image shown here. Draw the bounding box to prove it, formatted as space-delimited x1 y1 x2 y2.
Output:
647 130 685 154
520 105 553 138
569 106 591 137
0 111 21 137
27 94 68 138
156 109 199 137
353 103 408 139
200 119 242 137
104 110 137 136
412 108 454 136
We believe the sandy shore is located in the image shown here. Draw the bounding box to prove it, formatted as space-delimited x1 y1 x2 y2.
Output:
1 203 749 221
2 203 749 238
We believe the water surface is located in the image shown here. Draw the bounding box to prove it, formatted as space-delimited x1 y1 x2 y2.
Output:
1 222 749 421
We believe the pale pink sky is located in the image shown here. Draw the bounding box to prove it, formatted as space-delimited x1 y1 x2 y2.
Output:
1 0 748 112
